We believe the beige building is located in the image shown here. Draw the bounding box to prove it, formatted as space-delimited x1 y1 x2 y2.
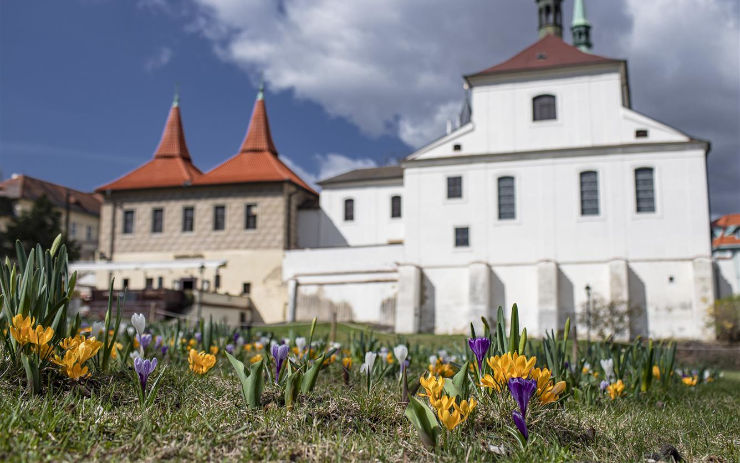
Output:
92 90 317 324
0 174 101 260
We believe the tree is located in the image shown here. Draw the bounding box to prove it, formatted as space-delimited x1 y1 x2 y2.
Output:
0 195 80 261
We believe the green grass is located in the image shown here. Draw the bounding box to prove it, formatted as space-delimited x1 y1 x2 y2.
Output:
1 325 738 462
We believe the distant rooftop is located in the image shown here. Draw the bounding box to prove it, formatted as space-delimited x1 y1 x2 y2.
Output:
0 174 102 216
318 165 403 186
712 213 740 250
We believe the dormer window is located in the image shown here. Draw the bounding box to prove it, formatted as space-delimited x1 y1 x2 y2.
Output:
533 94 556 121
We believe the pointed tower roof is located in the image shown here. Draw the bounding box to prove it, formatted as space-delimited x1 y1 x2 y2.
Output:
572 0 590 27
195 88 317 195
96 95 202 192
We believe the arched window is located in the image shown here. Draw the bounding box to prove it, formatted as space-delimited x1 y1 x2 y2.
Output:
579 171 599 216
497 176 516 220
344 198 355 221
634 168 655 213
533 94 557 121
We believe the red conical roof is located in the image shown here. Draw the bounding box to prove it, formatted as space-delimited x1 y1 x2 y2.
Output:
195 91 317 195
96 101 202 192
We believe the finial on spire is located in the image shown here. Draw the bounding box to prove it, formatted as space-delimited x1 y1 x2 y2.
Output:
571 0 593 52
257 74 265 101
173 83 180 107
535 0 563 39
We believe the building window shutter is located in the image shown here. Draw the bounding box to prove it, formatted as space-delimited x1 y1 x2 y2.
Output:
635 167 655 213
344 199 354 221
533 94 557 121
497 176 516 220
579 171 599 216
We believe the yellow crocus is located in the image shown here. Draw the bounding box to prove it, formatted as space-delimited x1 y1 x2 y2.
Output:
250 353 263 364
342 357 352 369
652 365 661 379
607 380 625 399
189 349 216 374
479 373 502 391
9 314 35 346
486 353 536 384
210 345 219 355
539 380 566 404
437 407 462 431
682 376 698 387
454 397 477 423
65 362 90 381
30 325 54 346
244 343 253 352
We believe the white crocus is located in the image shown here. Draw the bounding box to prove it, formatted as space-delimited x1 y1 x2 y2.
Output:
131 313 146 337
600 358 615 381
394 344 408 365
295 337 306 353
360 351 378 375
126 326 135 337
129 351 141 360
428 355 438 366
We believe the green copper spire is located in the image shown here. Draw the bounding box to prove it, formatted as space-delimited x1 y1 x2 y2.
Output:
173 83 180 107
571 0 593 52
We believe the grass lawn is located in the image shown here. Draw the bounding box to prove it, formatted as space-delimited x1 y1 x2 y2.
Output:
1 323 738 462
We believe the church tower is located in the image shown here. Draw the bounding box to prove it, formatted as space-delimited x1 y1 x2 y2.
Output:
536 0 563 38
571 0 593 52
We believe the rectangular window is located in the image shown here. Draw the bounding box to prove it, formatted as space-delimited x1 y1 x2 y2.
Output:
151 208 163 233
454 227 469 247
497 176 516 220
145 278 153 289
157 276 163 289
635 167 655 213
182 206 194 232
242 282 251 295
245 204 258 229
122 210 134 234
391 195 402 218
70 222 77 238
579 171 600 216
447 176 462 199
122 278 129 289
86 225 93 241
215 274 221 290
344 199 354 221
213 205 226 230
533 94 557 121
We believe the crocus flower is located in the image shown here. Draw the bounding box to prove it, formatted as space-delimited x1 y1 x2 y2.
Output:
194 332 202 343
233 332 240 343
508 377 537 417
131 313 145 337
161 345 169 356
360 351 378 374
379 347 389 363
512 410 528 440
599 380 609 391
271 343 290 381
154 335 163 350
467 337 490 373
138 333 152 350
600 358 614 381
134 357 158 394
295 337 307 354
226 344 234 354
394 344 408 372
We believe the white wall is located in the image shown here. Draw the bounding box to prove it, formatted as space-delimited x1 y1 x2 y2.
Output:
306 180 404 247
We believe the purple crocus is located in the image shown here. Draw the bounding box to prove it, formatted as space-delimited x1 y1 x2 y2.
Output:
271 343 290 382
137 333 152 350
233 332 241 343
599 380 609 391
154 335 163 350
226 343 235 354
508 377 537 416
512 410 528 440
467 337 490 372
134 357 158 394
161 345 169 356
194 332 202 343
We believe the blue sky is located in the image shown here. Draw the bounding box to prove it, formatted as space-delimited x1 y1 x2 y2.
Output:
1 0 738 215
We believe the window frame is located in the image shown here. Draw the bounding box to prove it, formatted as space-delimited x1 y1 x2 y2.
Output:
532 94 557 122
446 175 463 199
497 176 516 221
634 167 656 214
579 170 600 217
245 203 258 230
454 226 470 248
182 206 195 233
390 195 402 219
151 207 164 234
122 209 135 235
343 198 355 222
213 205 226 231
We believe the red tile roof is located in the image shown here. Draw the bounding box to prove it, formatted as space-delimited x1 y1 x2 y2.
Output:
0 174 102 216
712 213 740 249
468 34 620 78
194 95 317 195
96 104 202 192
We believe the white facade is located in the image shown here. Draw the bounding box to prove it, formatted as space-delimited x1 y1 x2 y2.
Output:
283 38 719 340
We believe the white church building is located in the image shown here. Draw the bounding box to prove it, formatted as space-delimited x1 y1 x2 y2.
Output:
283 0 716 340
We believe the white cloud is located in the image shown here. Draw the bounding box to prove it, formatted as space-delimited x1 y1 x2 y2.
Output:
283 153 377 190
145 46 173 72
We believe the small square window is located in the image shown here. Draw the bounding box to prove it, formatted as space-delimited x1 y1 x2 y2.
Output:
453 144 462 152
635 129 649 138
145 278 153 289
447 176 462 199
454 227 469 247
